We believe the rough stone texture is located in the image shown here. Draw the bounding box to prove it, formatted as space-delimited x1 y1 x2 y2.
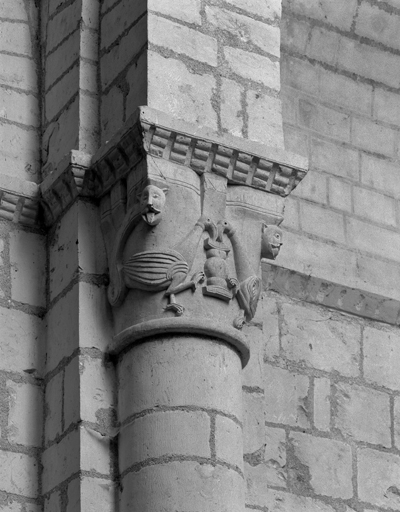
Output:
280 303 360 377
118 337 243 422
121 462 244 512
313 377 330 432
363 326 400 390
358 448 400 509
9 230 46 307
7 381 43 447
0 451 38 498
334 382 391 447
289 432 353 499
265 366 310 428
215 415 243 470
119 411 211 472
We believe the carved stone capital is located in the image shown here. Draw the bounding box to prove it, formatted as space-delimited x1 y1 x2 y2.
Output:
89 107 308 364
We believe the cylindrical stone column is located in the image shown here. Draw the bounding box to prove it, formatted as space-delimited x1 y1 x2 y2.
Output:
118 334 245 512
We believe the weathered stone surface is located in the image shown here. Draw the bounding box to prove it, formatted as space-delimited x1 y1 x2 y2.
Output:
265 366 310 428
119 411 211 472
364 326 400 390
0 450 38 498
216 415 243 470
281 303 360 377
148 0 201 24
334 382 391 447
313 377 330 431
358 448 400 509
289 432 353 499
121 462 244 512
7 381 43 447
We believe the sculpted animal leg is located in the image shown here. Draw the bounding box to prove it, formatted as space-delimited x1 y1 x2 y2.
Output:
164 293 185 316
165 271 205 297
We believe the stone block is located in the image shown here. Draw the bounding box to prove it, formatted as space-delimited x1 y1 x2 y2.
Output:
289 432 353 498
9 230 46 307
356 2 400 51
351 117 396 158
118 337 242 423
356 252 400 302
121 462 244 512
281 125 309 157
49 203 79 301
300 202 345 244
306 26 339 65
223 0 281 20
353 186 396 227
44 491 61 512
45 31 79 92
0 54 37 92
42 429 79 493
45 63 79 123
206 6 280 57
0 123 39 181
46 286 79 372
364 326 400 390
220 78 243 138
77 202 108 275
346 217 400 262
81 426 110 475
78 282 113 353
310 138 359 181
42 99 79 172
334 382 390 446
293 169 327 204
67 476 115 512
250 488 340 511
119 411 211 472
101 0 146 50
282 92 297 126
246 91 284 148
0 450 38 498
358 448 400 509
374 87 400 126
148 52 218 130
125 50 147 121
281 16 310 54
328 177 352 212
281 303 360 377
313 377 331 431
0 0 28 19
244 426 286 494
264 366 310 428
0 88 39 128
7 381 43 447
0 306 44 374
101 15 147 90
319 68 373 116
285 0 357 31
394 397 400 449
46 2 80 53
45 371 63 444
79 356 114 424
149 15 217 67
63 356 79 430
216 415 243 470
281 56 319 95
298 99 351 142
242 295 279 387
224 47 280 91
337 36 400 89
0 21 32 56
148 0 201 24
101 85 124 144
243 392 265 454
276 231 358 289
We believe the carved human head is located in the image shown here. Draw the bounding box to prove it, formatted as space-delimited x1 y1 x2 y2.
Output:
261 224 283 260
139 185 167 226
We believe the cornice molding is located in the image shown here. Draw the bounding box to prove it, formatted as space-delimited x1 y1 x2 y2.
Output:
0 107 308 229
0 175 40 227
84 106 308 200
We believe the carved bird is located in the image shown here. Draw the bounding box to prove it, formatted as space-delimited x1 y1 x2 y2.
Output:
122 217 211 315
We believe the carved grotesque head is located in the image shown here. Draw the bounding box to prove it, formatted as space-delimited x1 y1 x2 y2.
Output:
139 185 167 226
261 224 283 260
